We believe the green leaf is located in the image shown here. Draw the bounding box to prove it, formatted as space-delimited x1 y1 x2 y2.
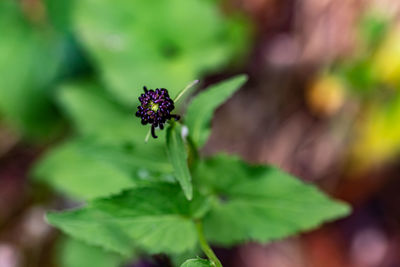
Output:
57 81 150 145
33 139 173 200
59 237 126 267
166 124 193 200
194 155 351 246
0 1 62 140
181 259 212 267
72 0 249 106
44 0 74 32
185 75 248 148
47 183 202 255
33 140 134 200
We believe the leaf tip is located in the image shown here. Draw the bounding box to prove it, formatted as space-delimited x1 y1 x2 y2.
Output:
234 73 249 84
336 200 352 217
184 186 193 201
45 211 57 226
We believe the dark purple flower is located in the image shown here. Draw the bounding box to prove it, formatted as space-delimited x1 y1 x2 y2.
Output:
135 86 180 138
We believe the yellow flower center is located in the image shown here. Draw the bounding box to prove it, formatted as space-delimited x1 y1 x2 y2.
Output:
149 101 159 112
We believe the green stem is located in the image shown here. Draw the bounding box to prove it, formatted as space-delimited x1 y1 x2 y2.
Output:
174 79 199 103
195 220 223 267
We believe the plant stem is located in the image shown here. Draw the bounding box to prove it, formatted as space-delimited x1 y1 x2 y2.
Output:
195 220 223 267
174 80 199 103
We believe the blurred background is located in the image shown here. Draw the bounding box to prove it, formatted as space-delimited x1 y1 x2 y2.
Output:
2 0 400 266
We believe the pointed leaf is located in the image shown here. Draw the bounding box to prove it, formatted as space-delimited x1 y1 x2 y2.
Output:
185 75 248 148
166 124 193 200
47 184 202 255
194 155 351 246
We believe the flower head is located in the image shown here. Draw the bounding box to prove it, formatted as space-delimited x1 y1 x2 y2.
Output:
136 86 180 138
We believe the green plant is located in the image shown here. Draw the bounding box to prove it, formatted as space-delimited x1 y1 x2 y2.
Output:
41 75 350 266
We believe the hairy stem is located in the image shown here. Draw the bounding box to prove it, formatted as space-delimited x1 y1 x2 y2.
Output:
195 220 223 267
174 80 199 103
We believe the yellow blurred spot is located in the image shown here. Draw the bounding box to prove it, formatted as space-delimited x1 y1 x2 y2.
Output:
307 74 345 117
373 27 400 86
351 95 400 170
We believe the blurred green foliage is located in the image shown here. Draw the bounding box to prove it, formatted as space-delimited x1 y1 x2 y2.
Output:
72 0 249 105
55 81 151 145
33 81 174 200
0 1 63 140
59 237 126 267
0 0 249 140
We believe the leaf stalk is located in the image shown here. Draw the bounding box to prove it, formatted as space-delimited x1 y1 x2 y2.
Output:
195 220 223 267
